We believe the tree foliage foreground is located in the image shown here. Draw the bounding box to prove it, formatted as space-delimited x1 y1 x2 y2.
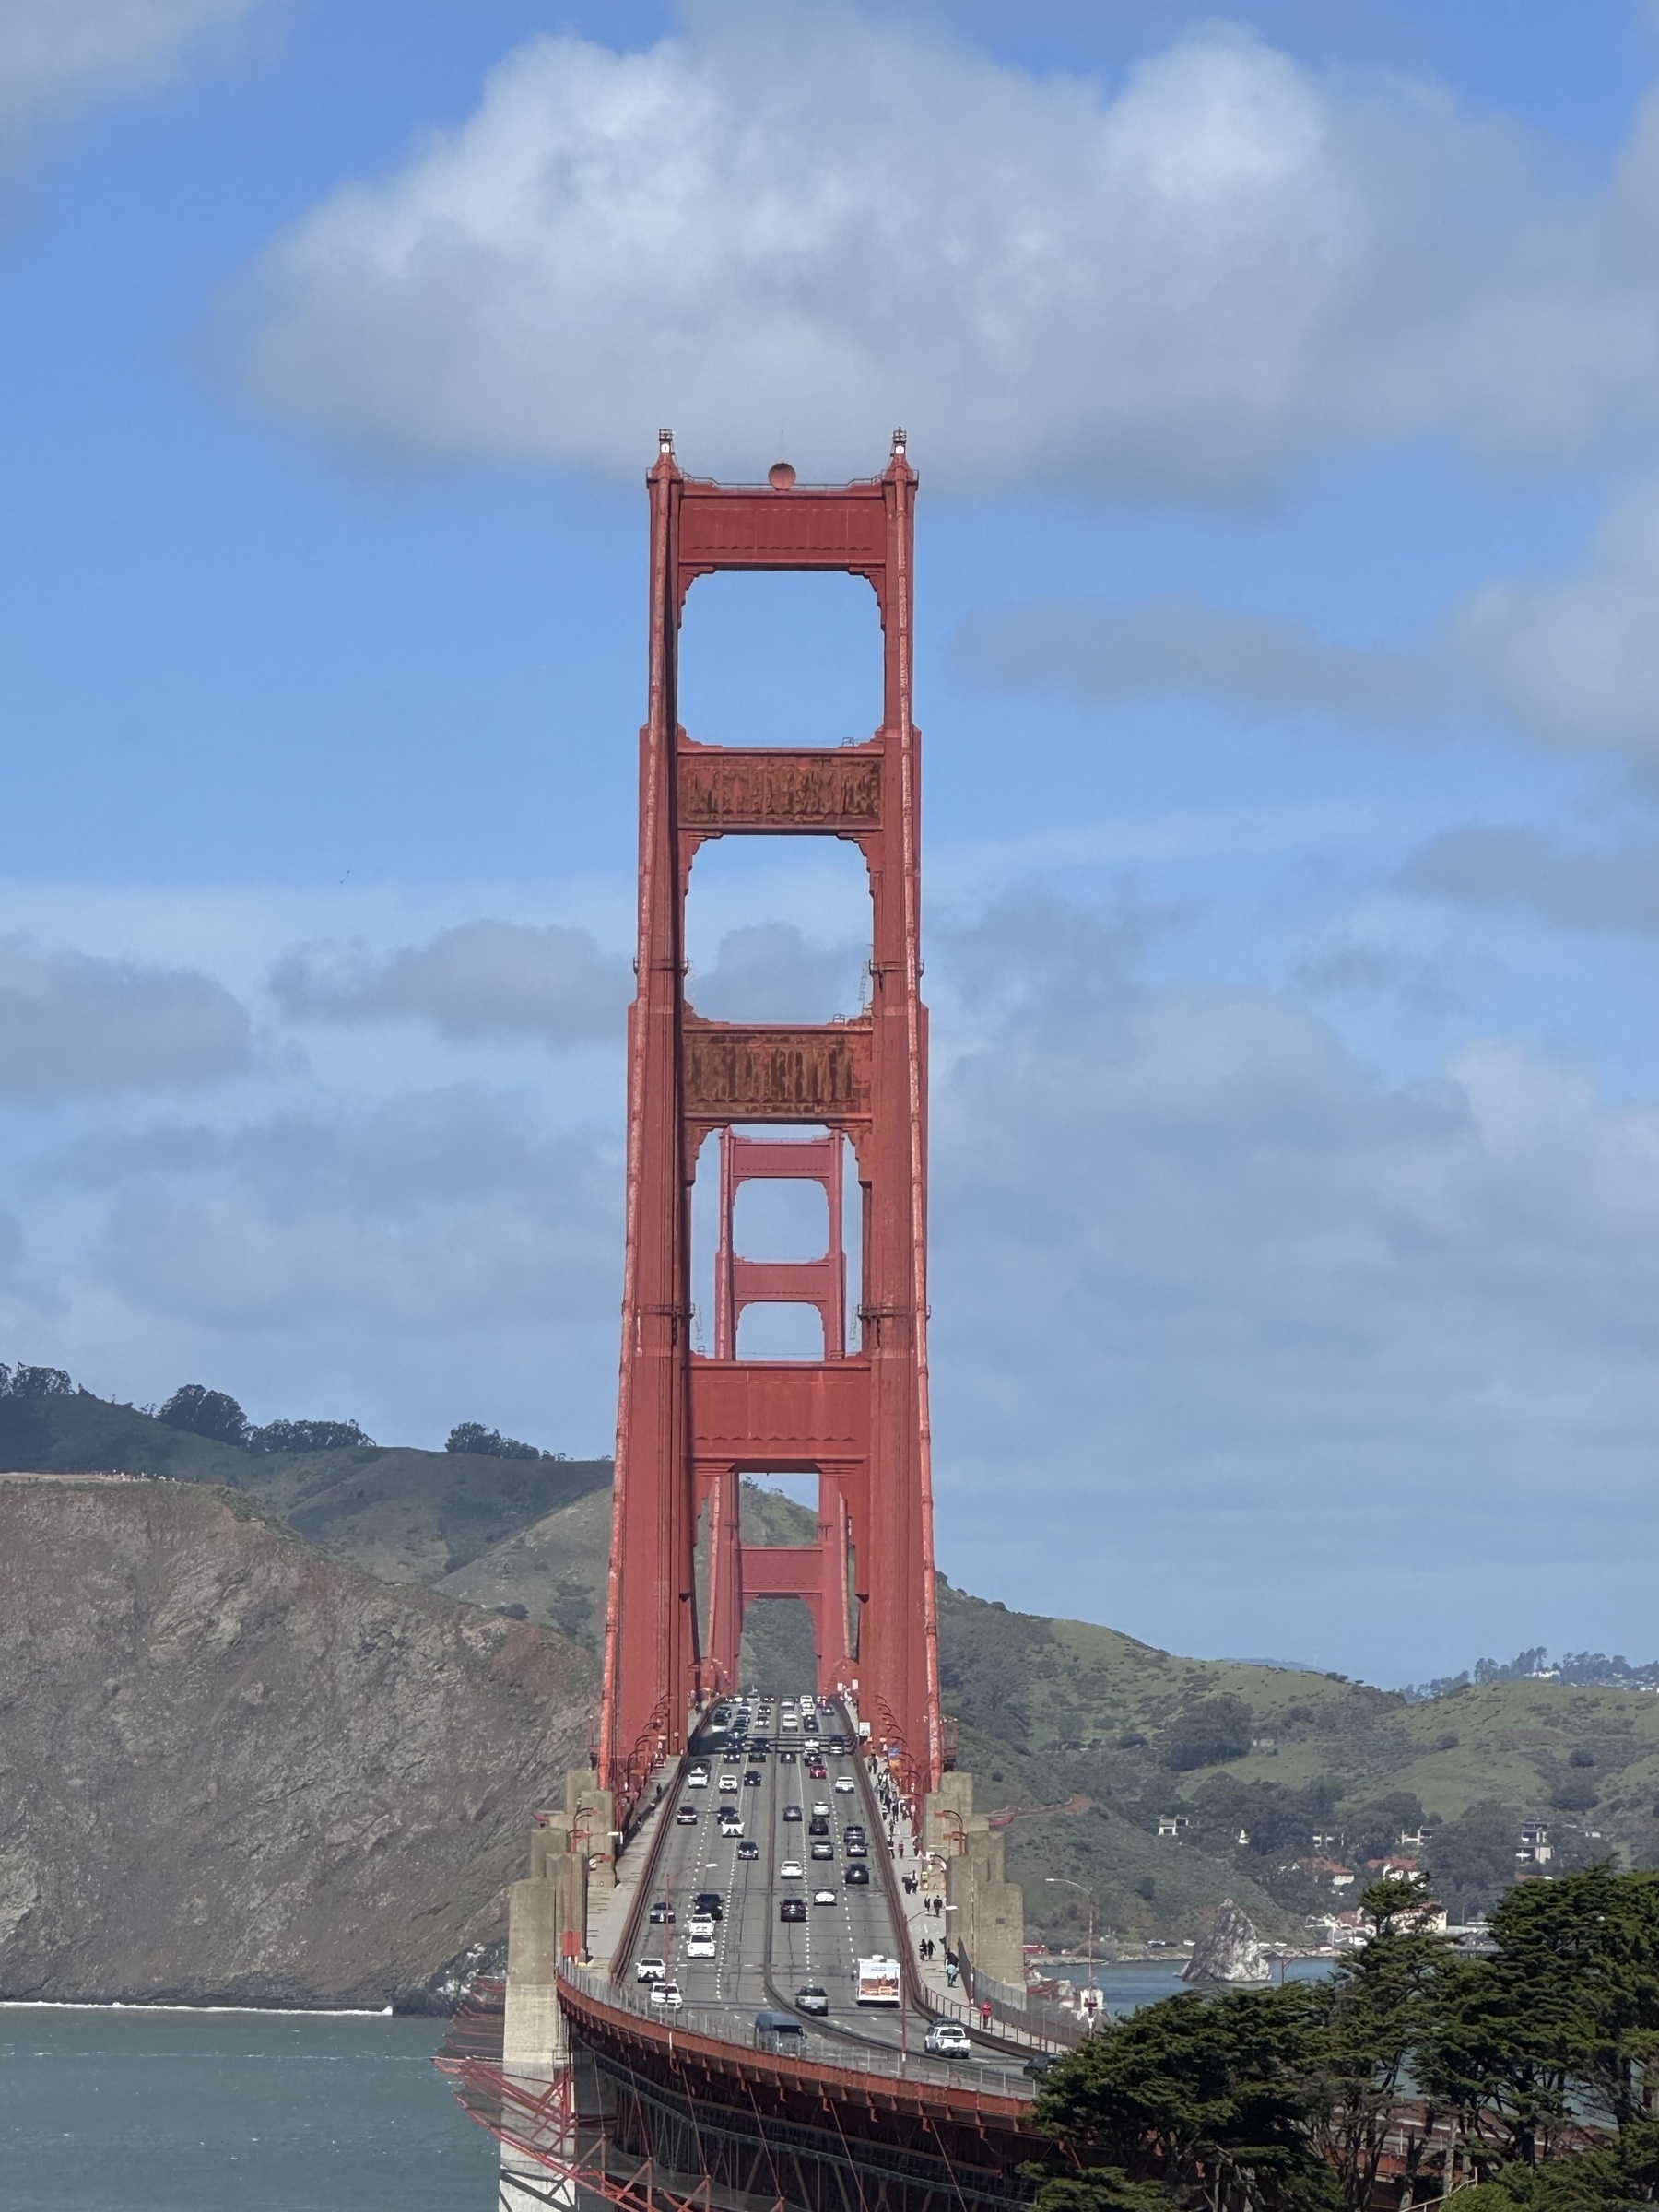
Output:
1027 1871 1659 2212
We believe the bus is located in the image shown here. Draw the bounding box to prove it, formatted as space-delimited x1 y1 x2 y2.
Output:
855 1956 901 2007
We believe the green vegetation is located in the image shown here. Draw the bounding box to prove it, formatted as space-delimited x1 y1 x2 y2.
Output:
1028 1870 1659 2212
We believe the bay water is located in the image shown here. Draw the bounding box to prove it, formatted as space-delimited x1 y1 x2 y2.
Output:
0 2006 499 2212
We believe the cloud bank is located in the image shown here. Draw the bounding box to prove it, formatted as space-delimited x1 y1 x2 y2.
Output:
0 934 250 1096
0 0 264 163
237 2 1659 497
269 921 629 1047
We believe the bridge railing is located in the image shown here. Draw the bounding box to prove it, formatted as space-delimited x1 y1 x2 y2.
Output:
954 1939 1088 2050
559 1959 1038 2102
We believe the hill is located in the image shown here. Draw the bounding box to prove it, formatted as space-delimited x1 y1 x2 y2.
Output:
0 1475 593 2006
8 1379 1656 1948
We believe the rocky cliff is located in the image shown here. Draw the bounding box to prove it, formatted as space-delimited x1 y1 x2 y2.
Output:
0 1477 594 2007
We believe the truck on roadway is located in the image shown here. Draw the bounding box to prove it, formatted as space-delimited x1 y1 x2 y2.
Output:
855 1956 901 2007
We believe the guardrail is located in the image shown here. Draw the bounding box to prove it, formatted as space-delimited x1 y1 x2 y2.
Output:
559 1958 1037 2104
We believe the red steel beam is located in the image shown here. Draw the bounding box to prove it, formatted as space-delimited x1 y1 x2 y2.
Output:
597 435 943 1808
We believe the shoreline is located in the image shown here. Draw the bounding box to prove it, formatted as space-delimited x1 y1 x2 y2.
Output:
0 1999 396 2017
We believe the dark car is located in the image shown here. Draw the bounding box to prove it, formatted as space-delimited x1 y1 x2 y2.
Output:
743 1770 762 1787
795 1985 830 2017
782 1804 803 1822
676 1806 699 1826
810 1841 834 1861
691 1892 724 1919
843 1837 867 1857
648 1900 675 1923
780 1898 807 1923
807 1816 830 1837
843 1823 865 1841
1024 2053 1061 2078
736 1839 759 1860
778 1749 797 1764
846 1864 871 1887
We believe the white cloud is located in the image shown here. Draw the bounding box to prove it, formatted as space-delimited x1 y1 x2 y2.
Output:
0 934 250 1096
1458 487 1659 759
954 592 1444 723
269 920 629 1048
236 3 1659 497
1405 825 1659 933
0 0 265 162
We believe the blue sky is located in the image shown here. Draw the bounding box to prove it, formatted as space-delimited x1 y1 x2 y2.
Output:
6 1 1659 1686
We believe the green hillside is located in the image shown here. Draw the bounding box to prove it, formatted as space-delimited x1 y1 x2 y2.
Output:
9 1381 1656 1944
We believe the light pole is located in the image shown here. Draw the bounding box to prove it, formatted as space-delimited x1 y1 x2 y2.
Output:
1046 1877 1100 2023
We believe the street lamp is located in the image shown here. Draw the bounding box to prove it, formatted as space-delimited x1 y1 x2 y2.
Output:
1046 1877 1101 2022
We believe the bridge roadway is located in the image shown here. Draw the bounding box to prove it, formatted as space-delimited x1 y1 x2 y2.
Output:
617 1700 1024 2088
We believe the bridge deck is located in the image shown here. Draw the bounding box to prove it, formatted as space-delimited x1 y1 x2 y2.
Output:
596 1702 1039 2100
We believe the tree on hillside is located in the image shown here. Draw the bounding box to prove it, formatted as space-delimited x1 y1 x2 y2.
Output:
157 1384 248 1445
1162 1696 1255 1772
0 1363 73 1398
247 1419 374 1453
445 1422 541 1461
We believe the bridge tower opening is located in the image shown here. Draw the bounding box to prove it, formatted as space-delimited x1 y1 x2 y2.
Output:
597 432 943 1810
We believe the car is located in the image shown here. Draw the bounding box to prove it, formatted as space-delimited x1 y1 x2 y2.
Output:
736 1839 759 1860
677 1806 699 1825
806 1766 828 1781
687 1768 708 1788
812 1887 837 1906
810 1841 834 1861
743 1771 762 1787
778 1749 797 1764
811 1801 830 1818
687 1913 716 1936
718 1818 744 1837
1023 2054 1062 2079
846 1864 871 1887
635 1956 665 1983
779 1857 804 1878
722 1750 741 1764
807 1817 830 1837
691 1892 724 1918
843 1823 865 1841
780 1899 806 1923
648 1901 676 1924
925 2021 972 2056
719 1773 739 1792
834 1775 856 1793
794 1984 830 2016
685 1932 716 1959
782 1804 802 1822
650 1980 685 2010
844 1838 867 1858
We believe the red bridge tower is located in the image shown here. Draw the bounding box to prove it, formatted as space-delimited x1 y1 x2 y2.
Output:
597 432 943 1811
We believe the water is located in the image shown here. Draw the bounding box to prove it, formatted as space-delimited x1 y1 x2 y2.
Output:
0 2007 499 2212
1044 1954 1339 2015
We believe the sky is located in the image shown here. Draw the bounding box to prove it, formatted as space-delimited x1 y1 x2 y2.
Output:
4 1 1659 1687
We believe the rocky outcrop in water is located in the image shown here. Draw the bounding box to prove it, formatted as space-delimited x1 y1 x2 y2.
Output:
0 1477 594 2007
1182 1898 1268 1984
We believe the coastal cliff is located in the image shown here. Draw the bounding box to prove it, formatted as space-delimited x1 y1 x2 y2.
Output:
0 1477 594 2008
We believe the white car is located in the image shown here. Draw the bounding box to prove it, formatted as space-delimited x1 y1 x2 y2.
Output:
686 1914 715 1936
688 1769 709 1788
636 1955 665 1983
925 2020 971 2056
650 1980 685 2010
812 1887 837 1906
719 1772 738 1792
834 1776 855 1793
778 1858 804 1879
685 1933 716 1959
718 1818 744 1836
811 1801 830 1818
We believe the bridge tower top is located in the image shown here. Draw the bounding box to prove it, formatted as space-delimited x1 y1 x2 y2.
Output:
597 432 943 1811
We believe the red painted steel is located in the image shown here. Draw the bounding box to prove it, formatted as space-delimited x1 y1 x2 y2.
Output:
597 433 943 1809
